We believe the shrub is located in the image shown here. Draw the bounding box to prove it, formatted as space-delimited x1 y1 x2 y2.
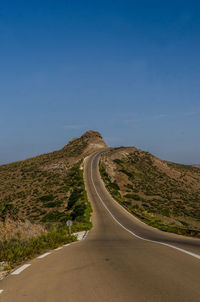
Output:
120 169 134 178
41 211 68 223
44 200 63 208
113 159 122 165
124 193 144 201
39 195 55 202
67 188 83 210
0 201 18 221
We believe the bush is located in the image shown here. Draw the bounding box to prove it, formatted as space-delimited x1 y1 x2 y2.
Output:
71 204 86 220
67 187 83 210
120 169 134 178
124 193 144 201
113 159 122 165
39 195 55 202
0 201 18 221
41 211 69 223
44 200 63 208
109 181 120 191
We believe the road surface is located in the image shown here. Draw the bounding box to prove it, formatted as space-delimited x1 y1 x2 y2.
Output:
1 150 200 301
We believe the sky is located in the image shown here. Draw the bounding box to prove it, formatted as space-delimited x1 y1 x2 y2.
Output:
0 0 200 165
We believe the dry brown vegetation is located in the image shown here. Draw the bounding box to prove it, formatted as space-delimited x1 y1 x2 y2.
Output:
0 131 106 225
0 131 106 269
100 147 200 233
0 219 45 242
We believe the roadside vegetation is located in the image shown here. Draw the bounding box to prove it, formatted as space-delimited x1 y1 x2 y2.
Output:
0 226 76 269
0 130 107 278
100 148 200 238
0 161 92 272
0 130 102 275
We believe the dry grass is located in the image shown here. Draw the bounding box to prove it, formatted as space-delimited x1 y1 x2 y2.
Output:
0 219 45 242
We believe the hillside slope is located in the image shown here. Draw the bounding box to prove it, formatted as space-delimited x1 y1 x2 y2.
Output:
0 131 107 224
100 147 200 234
193 164 200 168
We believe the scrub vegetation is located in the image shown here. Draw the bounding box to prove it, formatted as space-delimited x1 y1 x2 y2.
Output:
0 130 106 272
0 162 91 269
100 147 200 238
0 226 76 268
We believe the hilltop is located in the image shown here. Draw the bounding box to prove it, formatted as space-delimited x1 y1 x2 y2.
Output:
1 131 200 238
100 147 200 234
0 130 107 225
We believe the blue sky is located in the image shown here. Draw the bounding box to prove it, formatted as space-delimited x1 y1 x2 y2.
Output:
0 0 200 164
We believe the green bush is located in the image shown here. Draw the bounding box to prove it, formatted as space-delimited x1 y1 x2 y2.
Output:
113 159 123 165
124 193 144 201
39 195 55 202
0 201 18 221
108 181 120 191
67 187 83 210
120 169 134 178
41 211 69 223
44 200 63 208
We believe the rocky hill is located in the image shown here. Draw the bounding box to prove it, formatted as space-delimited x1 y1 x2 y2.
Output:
100 147 200 234
0 131 107 224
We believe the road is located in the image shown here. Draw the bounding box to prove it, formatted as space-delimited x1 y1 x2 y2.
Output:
1 150 200 301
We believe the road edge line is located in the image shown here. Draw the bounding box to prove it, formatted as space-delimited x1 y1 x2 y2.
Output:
37 252 51 259
90 154 200 260
11 264 31 275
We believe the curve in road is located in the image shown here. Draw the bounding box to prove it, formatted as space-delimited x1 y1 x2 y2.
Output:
0 150 200 301
89 151 200 258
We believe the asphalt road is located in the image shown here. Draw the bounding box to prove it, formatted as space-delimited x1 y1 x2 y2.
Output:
1 151 200 302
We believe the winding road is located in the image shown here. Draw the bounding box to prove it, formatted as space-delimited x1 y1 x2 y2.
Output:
1 150 200 301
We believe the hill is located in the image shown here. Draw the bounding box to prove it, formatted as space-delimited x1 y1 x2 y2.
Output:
0 130 107 274
100 147 200 236
0 130 107 225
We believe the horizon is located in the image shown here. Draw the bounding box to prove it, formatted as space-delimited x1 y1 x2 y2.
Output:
1 1 200 165
0 129 199 167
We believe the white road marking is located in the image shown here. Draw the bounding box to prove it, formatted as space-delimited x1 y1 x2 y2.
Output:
55 247 63 251
0 290 4 294
11 264 31 275
73 231 86 241
91 154 200 260
64 243 70 247
37 252 51 259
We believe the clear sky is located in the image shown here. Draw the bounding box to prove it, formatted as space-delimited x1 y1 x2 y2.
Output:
0 0 200 165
